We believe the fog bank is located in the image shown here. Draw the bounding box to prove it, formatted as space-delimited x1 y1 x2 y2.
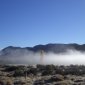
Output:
0 49 85 65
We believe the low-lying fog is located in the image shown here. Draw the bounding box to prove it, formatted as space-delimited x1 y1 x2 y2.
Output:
0 49 85 65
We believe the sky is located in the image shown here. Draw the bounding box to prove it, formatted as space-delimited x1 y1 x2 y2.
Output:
0 0 85 49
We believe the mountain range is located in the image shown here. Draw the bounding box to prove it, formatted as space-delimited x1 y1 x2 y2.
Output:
1 43 85 54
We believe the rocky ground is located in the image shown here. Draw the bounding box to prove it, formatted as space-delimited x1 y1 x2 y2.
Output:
0 65 85 85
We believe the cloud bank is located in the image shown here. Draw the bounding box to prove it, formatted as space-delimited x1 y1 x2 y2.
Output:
0 49 85 65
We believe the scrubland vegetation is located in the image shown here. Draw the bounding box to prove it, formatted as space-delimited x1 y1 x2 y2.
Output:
0 64 85 85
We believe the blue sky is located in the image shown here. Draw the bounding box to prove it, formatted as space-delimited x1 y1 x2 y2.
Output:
0 0 85 49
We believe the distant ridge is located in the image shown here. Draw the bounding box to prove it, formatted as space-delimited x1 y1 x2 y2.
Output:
1 43 85 54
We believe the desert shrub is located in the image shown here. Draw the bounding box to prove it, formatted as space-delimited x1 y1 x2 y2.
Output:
42 70 53 76
55 82 68 85
27 68 38 75
55 68 64 75
42 65 56 76
5 66 18 72
6 80 13 85
37 64 45 70
14 80 26 85
0 80 6 85
13 69 25 77
46 65 56 69
34 80 45 85
13 66 26 77
50 75 64 82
